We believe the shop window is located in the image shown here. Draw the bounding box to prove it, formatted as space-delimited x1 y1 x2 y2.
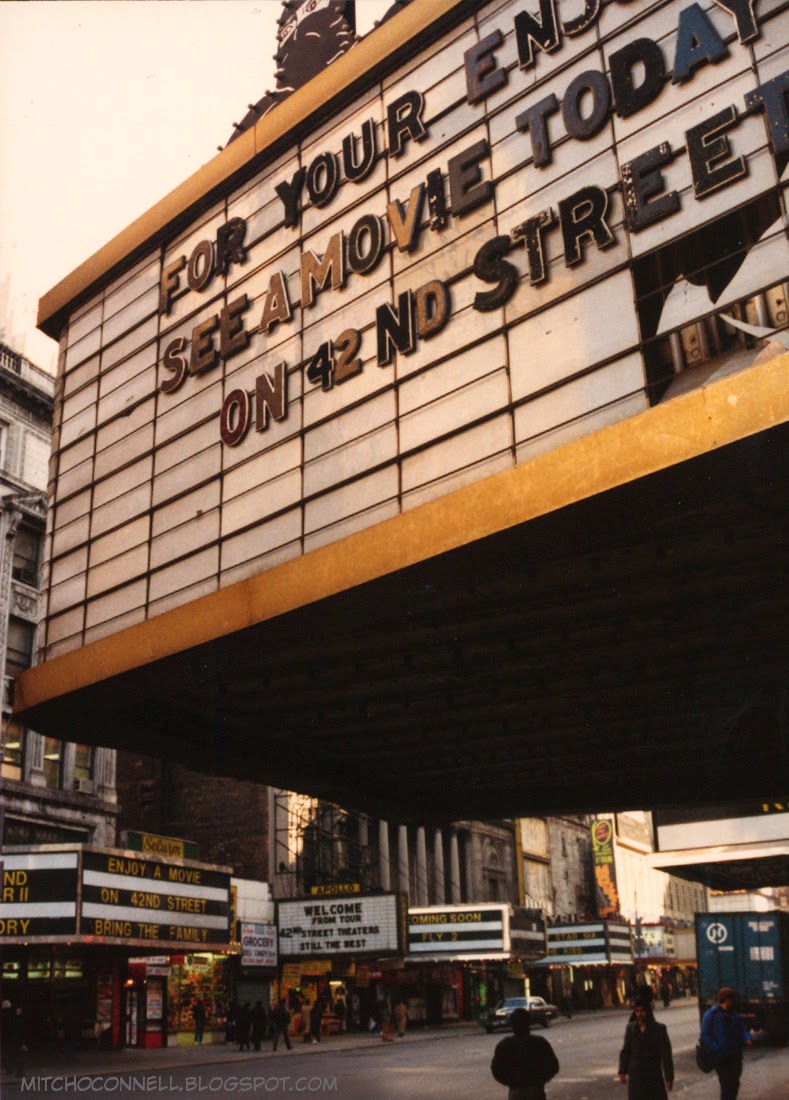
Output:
43 737 63 788
12 525 41 587
168 954 230 1033
27 952 52 981
5 617 34 677
2 960 22 983
1 716 24 781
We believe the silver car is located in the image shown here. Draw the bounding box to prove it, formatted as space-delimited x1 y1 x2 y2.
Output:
481 995 559 1031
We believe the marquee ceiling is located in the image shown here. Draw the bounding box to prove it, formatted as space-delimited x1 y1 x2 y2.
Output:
18 419 786 837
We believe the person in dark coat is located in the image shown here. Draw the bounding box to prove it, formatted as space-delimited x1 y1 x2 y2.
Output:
225 1000 238 1043
309 999 323 1044
192 999 207 1044
236 1002 251 1051
250 1000 268 1051
1 1000 25 1077
272 998 292 1052
491 1007 560 1100
618 999 674 1099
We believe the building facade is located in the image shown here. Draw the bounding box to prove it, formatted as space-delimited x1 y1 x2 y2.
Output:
0 340 118 848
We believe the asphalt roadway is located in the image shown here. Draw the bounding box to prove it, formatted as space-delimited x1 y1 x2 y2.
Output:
2 1002 787 1099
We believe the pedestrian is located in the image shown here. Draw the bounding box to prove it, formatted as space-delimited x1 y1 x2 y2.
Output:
1 999 25 1077
491 1006 559 1100
561 993 573 1019
300 999 312 1043
618 997 674 1099
225 1000 238 1043
394 999 409 1037
700 987 752 1100
334 993 346 1033
192 999 206 1044
250 1000 268 1051
660 981 671 1009
237 1002 251 1051
310 998 323 1044
272 998 292 1052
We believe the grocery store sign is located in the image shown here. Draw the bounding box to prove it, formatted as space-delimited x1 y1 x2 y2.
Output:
155 0 782 447
277 892 405 957
241 922 278 968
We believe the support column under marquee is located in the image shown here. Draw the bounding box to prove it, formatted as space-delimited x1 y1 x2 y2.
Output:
434 827 446 905
450 831 461 903
416 826 428 905
398 824 410 896
378 819 390 890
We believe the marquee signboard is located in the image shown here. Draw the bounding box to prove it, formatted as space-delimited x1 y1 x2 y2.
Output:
31 0 789 668
0 847 232 947
408 904 509 954
536 920 633 966
0 851 79 938
277 892 405 957
81 850 232 947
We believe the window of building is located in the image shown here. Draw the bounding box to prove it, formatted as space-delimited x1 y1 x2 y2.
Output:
0 421 8 471
74 744 95 791
12 525 41 587
1 716 24 781
23 433 50 491
3 816 89 846
43 737 63 788
5 617 35 677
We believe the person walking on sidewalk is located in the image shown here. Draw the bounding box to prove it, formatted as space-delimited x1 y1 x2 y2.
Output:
192 999 207 1045
394 1000 409 1038
300 1000 312 1044
272 998 292 1052
700 988 752 1100
309 999 323 1044
618 997 674 1099
491 1007 559 1100
237 1002 251 1051
250 1000 268 1051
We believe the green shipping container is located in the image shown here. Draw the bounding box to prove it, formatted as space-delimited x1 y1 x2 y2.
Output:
695 911 789 1040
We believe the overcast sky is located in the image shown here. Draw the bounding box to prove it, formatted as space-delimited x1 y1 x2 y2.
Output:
0 1 391 372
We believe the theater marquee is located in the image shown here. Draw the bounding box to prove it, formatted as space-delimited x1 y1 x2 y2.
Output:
16 0 788 804
277 893 406 957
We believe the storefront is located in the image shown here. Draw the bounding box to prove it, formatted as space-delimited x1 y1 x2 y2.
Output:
276 891 408 1035
0 846 235 1050
234 921 277 1024
529 920 635 1011
635 922 697 1002
406 904 547 1022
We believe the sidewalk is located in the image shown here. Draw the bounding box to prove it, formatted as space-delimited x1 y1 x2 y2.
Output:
2 1019 473 1085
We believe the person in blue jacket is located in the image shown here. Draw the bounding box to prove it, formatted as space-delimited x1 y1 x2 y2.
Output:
700 987 752 1100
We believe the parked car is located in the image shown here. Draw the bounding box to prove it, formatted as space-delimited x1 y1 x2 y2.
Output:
480 995 559 1031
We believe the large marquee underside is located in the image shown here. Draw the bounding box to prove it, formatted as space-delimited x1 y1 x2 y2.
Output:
16 359 788 848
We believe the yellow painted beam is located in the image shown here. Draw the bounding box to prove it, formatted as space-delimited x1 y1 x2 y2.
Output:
14 352 788 717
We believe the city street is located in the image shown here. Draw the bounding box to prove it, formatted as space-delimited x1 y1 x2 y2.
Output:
4 1003 787 1100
